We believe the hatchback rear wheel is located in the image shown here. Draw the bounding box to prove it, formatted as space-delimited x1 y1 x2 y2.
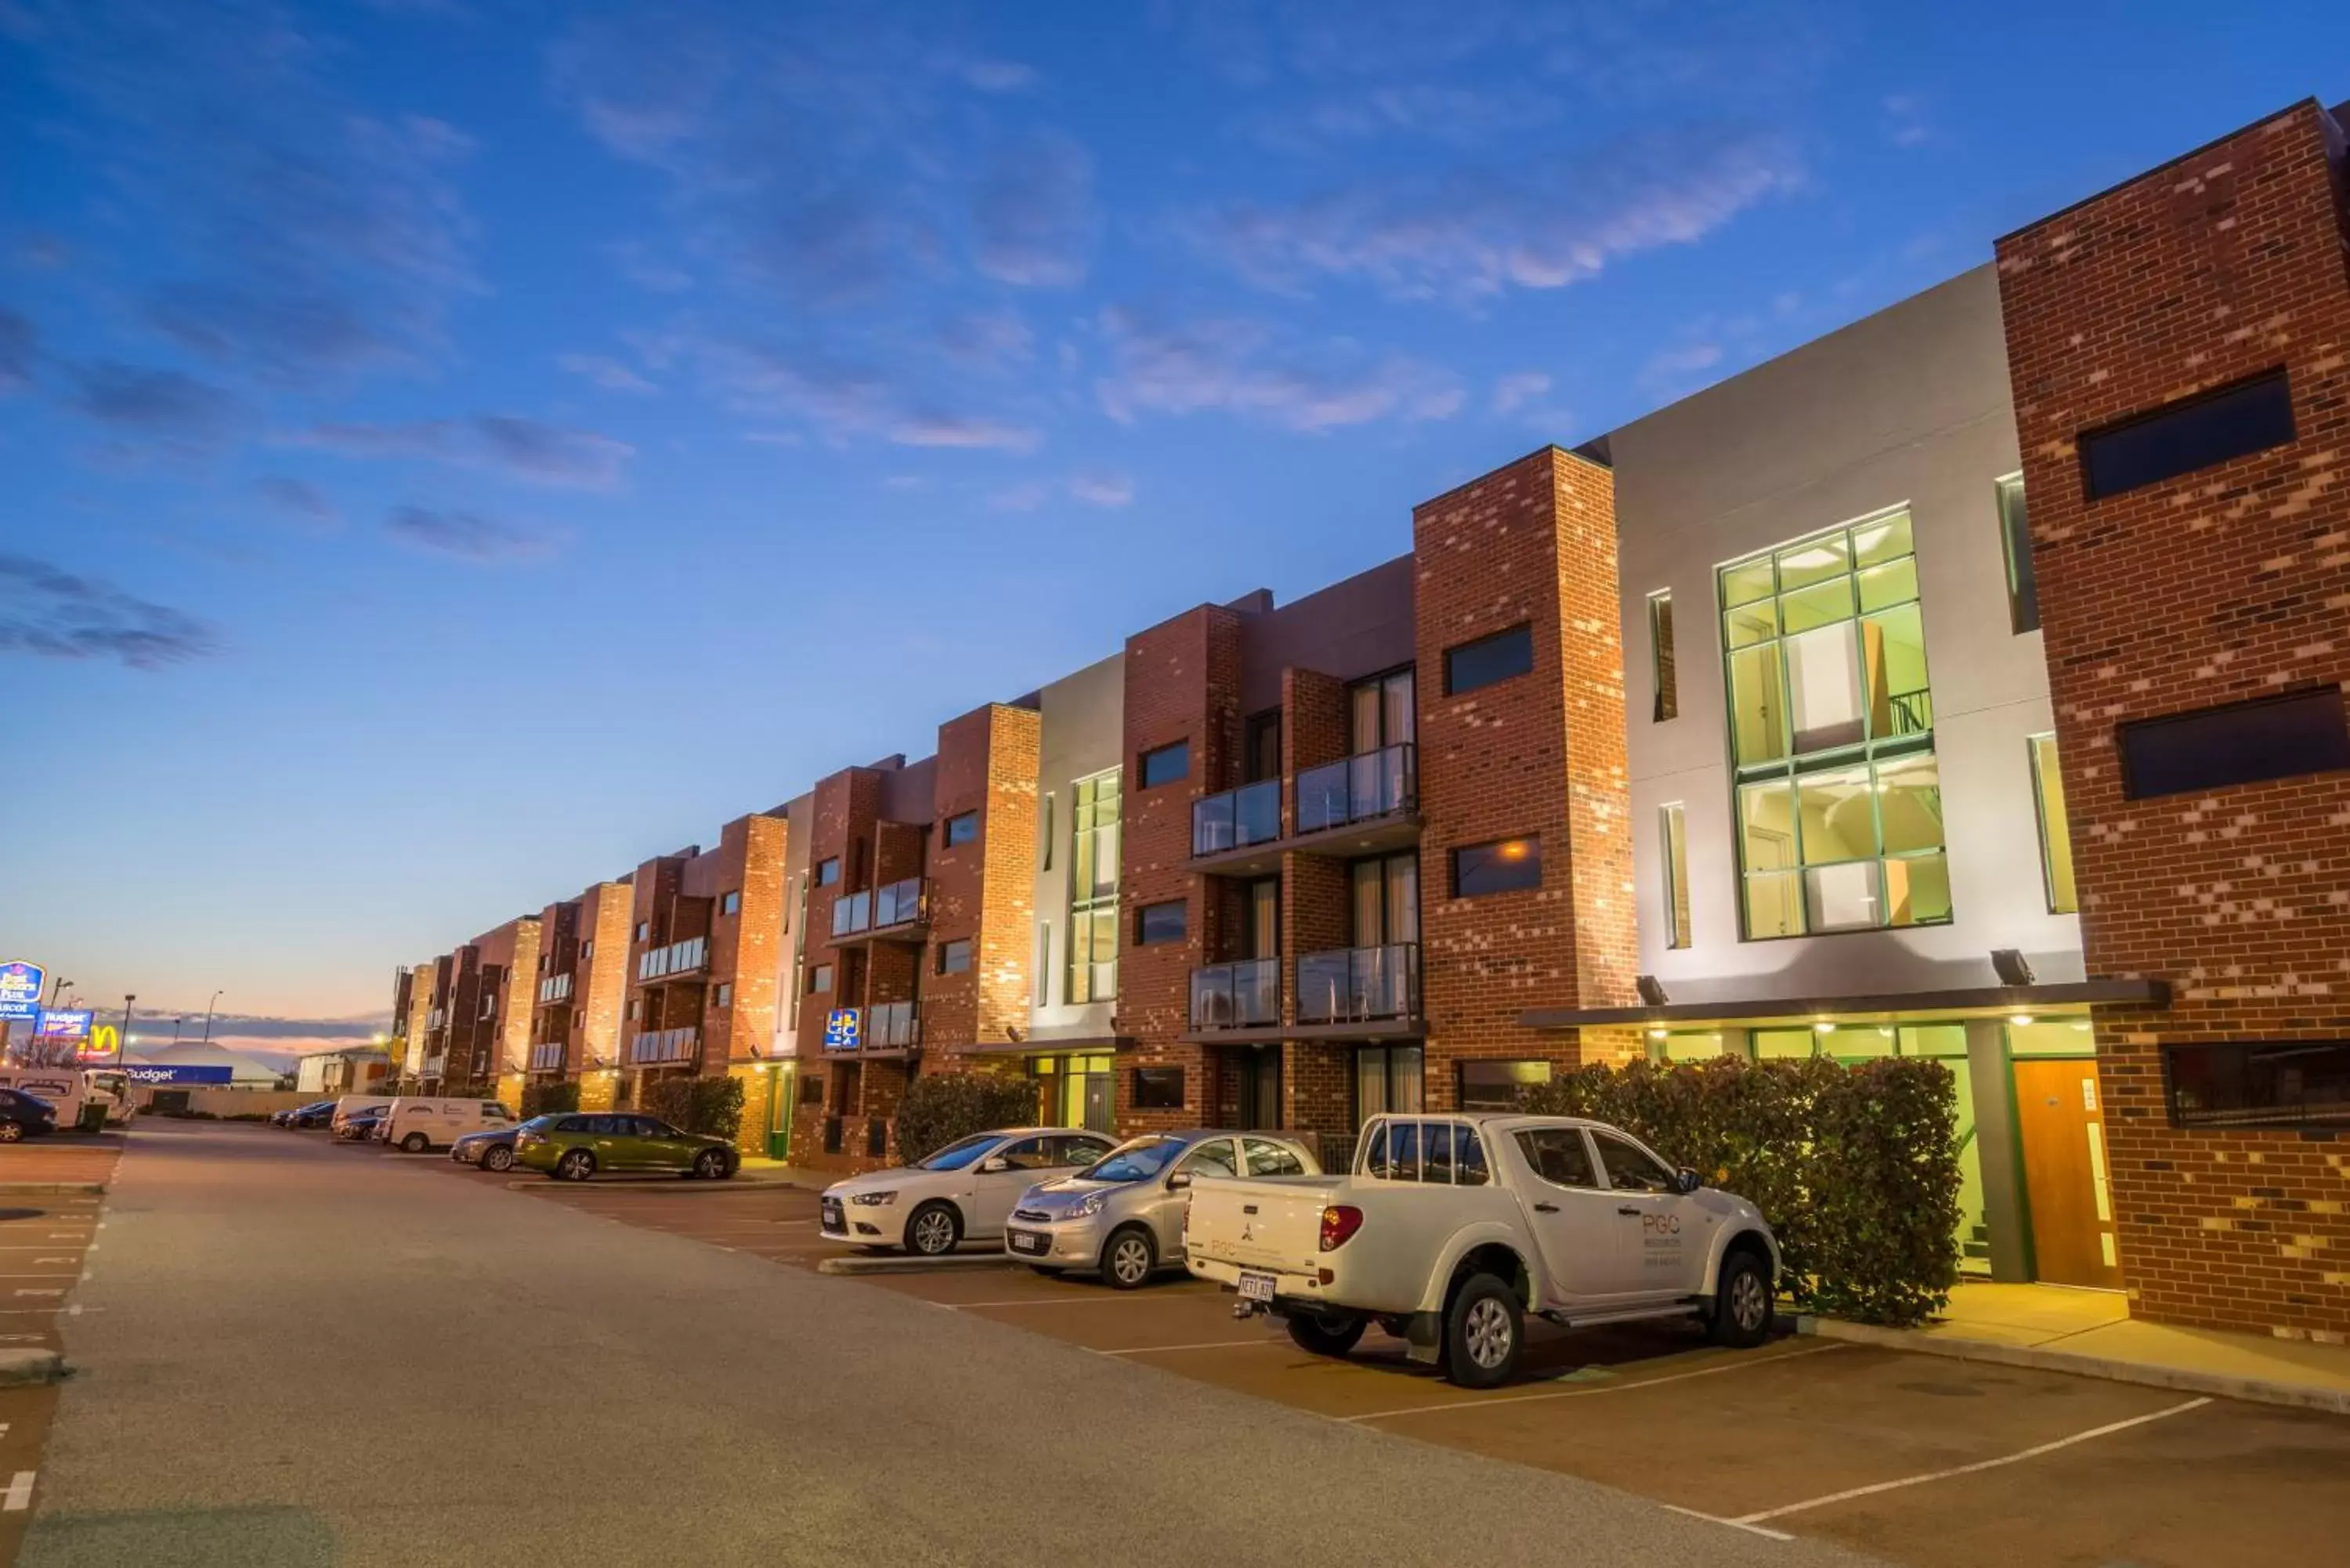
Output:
692 1148 731 1180
555 1149 595 1182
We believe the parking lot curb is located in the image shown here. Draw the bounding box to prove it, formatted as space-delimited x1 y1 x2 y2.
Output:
0 1181 105 1196
1796 1314 2350 1417
0 1349 65 1387
816 1252 1015 1277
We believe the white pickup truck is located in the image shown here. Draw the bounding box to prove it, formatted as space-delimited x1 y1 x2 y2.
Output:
1183 1112 1780 1387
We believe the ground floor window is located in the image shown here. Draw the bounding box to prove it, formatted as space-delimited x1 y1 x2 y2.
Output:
1029 1052 1115 1135
1354 1043 1423 1120
1458 1058 1553 1111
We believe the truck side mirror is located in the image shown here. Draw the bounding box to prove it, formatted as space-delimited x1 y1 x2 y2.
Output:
1674 1167 1702 1195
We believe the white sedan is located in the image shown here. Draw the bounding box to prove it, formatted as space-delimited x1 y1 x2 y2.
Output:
820 1127 1119 1255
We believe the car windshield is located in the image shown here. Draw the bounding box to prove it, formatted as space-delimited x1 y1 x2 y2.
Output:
1079 1136 1183 1183
916 1134 1002 1172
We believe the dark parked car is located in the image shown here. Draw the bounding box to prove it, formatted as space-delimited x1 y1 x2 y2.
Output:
450 1116 552 1173
0 1089 59 1143
334 1111 386 1143
276 1100 336 1129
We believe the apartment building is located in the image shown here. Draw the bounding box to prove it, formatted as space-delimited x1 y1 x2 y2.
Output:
394 92 2350 1339
526 880 632 1109
467 914 540 1104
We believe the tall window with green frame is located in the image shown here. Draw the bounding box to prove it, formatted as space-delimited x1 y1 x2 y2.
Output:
1066 769 1122 1001
1719 508 1950 937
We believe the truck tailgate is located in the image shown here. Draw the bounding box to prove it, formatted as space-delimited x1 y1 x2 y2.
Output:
1184 1175 1342 1275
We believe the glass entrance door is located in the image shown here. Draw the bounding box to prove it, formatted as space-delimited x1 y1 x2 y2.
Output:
767 1064 794 1161
1235 1047 1281 1129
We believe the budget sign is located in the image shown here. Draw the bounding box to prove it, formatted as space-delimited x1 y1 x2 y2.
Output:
0 960 42 1022
34 1010 92 1042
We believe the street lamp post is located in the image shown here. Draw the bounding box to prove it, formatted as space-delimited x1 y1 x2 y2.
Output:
201 991 222 1046
117 994 136 1068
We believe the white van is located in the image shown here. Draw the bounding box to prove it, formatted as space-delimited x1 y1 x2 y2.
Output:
379 1097 514 1153
331 1095 398 1136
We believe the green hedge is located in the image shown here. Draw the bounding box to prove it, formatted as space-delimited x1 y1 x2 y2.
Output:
521 1081 580 1118
893 1073 1038 1165
1518 1056 1961 1326
642 1076 746 1140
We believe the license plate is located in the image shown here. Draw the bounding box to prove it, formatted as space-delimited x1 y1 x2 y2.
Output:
1238 1270 1277 1303
1008 1230 1046 1255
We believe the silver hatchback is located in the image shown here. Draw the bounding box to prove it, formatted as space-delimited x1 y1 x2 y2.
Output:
1004 1129 1321 1289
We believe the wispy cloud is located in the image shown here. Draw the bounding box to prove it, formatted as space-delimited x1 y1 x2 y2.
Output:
1881 93 1932 150
1638 340 1726 396
1096 308 1462 432
69 362 237 447
1066 471 1135 506
956 57 1037 93
1193 128 1801 303
0 308 34 392
972 131 1098 287
555 352 657 394
255 475 338 527
990 471 1137 511
384 505 558 563
935 310 1035 374
0 553 220 668
890 412 1040 452
290 414 634 490
1488 370 1573 431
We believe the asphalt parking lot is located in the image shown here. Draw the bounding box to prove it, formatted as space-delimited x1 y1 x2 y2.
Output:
497 1165 2350 1568
0 1140 119 1565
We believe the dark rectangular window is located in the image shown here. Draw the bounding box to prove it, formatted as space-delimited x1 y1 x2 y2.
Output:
1133 1066 1185 1109
1244 710 1282 783
943 811 978 847
720 890 740 916
1136 901 1186 945
1647 592 1676 721
937 938 972 974
808 963 832 994
2119 687 2350 800
1458 1059 1554 1111
1452 836 1542 898
815 858 840 887
2079 368 2295 501
2164 1040 2350 1130
1997 475 2037 633
1139 740 1189 789
1443 623 1534 695
714 982 732 1008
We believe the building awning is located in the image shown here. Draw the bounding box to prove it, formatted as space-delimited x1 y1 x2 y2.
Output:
957 1035 1135 1058
1520 979 2169 1032
1177 1021 1427 1047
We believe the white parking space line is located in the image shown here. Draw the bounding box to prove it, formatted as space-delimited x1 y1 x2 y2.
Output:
1343 1342 1849 1422
1732 1396 2213 1526
2 1471 33 1511
943 1293 1195 1310
1092 1337 1289 1356
1663 1505 1794 1541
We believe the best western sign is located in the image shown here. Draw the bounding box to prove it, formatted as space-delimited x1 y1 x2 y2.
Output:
0 960 43 1023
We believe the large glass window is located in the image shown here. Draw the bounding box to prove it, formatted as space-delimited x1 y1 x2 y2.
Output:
1452 836 1541 898
1139 740 1189 789
1354 1043 1423 1120
1350 668 1415 751
1444 624 1533 695
1720 510 1949 938
2029 735 2077 915
1068 770 1120 1003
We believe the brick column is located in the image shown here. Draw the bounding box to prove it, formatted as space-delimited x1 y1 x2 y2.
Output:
1996 99 2350 1339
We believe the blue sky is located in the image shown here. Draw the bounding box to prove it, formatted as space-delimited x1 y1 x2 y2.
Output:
0 0 2338 1057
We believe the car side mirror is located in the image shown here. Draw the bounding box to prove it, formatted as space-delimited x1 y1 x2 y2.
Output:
1674 1167 1703 1195
978 1156 1009 1174
1166 1170 1192 1190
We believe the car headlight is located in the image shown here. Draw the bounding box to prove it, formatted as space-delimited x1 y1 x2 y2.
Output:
849 1190 897 1207
1072 1191 1108 1221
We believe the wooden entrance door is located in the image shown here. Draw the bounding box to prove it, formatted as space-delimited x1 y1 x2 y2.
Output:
2013 1059 2124 1289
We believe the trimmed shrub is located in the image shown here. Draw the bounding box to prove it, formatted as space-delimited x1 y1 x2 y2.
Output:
1519 1055 1961 1326
521 1081 580 1118
893 1072 1038 1165
642 1075 745 1140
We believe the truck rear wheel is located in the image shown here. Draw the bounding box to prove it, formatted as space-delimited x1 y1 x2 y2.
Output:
1285 1310 1367 1358
1443 1272 1522 1389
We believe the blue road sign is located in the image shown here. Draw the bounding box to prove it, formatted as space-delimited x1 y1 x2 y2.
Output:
822 1008 862 1052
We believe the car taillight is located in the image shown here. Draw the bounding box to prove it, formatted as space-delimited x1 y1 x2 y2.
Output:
1319 1205 1364 1252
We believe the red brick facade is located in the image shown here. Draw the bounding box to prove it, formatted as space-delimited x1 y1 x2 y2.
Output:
1997 100 2350 1340
1412 447 1640 1099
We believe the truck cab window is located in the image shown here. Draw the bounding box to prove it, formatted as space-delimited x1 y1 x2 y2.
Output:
1592 1131 1676 1192
1515 1127 1599 1188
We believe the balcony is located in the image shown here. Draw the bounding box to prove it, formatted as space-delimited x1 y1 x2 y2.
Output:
867 1000 920 1051
537 972 573 1005
421 1053 446 1078
529 1039 566 1072
830 877 927 944
426 1008 446 1030
638 935 707 983
1296 742 1416 836
1188 958 1280 1032
1188 743 1421 876
1295 943 1423 1031
1191 779 1281 858
627 1025 699 1066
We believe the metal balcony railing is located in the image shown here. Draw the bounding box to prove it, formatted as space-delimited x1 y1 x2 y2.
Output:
537 973 573 1005
1295 742 1416 835
627 1025 699 1065
1294 943 1421 1025
867 1000 920 1050
1189 958 1281 1030
638 935 707 982
831 877 927 938
1191 779 1282 857
529 1039 566 1071
421 1054 446 1077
